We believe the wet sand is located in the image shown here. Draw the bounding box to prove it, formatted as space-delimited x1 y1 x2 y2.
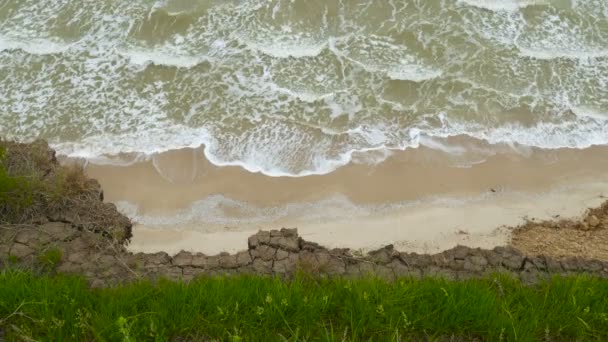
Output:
82 142 608 255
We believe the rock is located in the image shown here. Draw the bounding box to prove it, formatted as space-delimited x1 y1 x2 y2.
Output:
484 250 503 267
587 215 601 228
401 253 433 268
273 254 298 274
580 260 603 273
561 258 580 272
325 256 346 275
276 249 289 261
67 251 88 264
182 267 204 279
463 259 485 273
545 258 563 273
144 252 171 266
368 246 393 264
191 254 219 269
219 253 238 269
389 259 421 278
159 267 183 279
40 222 77 241
9 243 35 259
172 251 193 267
235 251 253 266
248 231 270 249
495 247 524 270
56 262 82 274
255 245 277 261
450 245 471 260
269 235 299 252
374 264 395 281
251 259 273 274
14 230 41 245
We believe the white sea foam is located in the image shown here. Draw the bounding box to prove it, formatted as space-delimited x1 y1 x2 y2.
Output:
0 35 75 55
458 0 548 12
119 48 208 68
518 47 608 60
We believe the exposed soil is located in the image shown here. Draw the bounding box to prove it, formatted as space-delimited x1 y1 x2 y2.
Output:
511 201 608 260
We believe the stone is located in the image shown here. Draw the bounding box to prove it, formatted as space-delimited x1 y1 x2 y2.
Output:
463 259 484 273
588 215 601 228
401 253 433 268
269 236 299 252
40 222 76 241
252 259 273 274
368 246 393 264
325 256 346 275
280 228 298 237
529 257 547 271
450 245 471 260
502 255 524 271
235 251 253 266
9 243 35 259
250 231 270 248
545 258 563 273
276 249 289 261
159 267 183 279
219 253 238 269
67 237 92 253
374 264 395 281
67 251 88 264
448 259 466 271
469 255 488 266
172 251 193 267
191 254 209 268
484 250 503 267
497 248 524 271
273 254 298 274
255 245 277 261
300 240 323 251
14 230 41 245
580 260 603 273
182 267 204 279
248 235 260 249
144 252 171 266
561 258 580 272
389 259 421 278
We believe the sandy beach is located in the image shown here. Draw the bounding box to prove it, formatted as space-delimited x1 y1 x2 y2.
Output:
83 143 608 255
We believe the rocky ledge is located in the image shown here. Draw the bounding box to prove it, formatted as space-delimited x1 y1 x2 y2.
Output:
2 223 608 288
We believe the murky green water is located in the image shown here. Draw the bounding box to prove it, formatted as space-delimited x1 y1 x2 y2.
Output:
1 0 607 175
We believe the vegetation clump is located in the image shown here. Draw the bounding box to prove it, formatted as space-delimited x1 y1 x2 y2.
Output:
0 140 131 241
0 139 89 223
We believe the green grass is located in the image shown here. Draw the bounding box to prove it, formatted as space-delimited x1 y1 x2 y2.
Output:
1 270 608 341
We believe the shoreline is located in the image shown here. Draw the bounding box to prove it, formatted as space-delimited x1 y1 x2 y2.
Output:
78 143 608 255
126 181 608 255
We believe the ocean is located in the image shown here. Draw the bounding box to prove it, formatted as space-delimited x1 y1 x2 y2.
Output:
1 0 607 177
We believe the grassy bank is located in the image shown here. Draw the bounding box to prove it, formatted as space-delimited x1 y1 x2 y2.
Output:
0 140 104 225
1 270 608 341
